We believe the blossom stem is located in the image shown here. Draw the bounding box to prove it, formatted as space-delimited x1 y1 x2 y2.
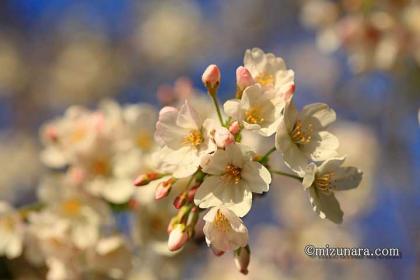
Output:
209 93 224 126
270 170 301 181
258 147 276 164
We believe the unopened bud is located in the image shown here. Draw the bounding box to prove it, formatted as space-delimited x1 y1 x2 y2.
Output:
236 66 254 91
133 172 162 187
187 185 199 202
173 193 187 209
167 217 179 233
168 224 188 251
44 126 59 142
228 121 241 135
214 127 234 148
155 178 175 200
202 64 221 94
157 85 176 105
234 246 250 275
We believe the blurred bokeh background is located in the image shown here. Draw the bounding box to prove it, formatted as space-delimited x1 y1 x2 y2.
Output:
0 0 418 279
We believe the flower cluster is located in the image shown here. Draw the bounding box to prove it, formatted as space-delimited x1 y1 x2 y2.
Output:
301 0 420 72
0 99 181 279
136 48 363 274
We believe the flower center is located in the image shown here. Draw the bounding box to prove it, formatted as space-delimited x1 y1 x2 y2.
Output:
224 164 242 184
90 158 111 176
61 199 82 217
184 129 203 147
214 210 230 232
245 107 264 124
314 173 334 194
136 132 153 151
255 73 274 87
0 215 16 232
70 126 88 144
290 120 313 145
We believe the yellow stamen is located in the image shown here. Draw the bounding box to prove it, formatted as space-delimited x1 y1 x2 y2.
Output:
136 132 153 151
61 198 82 216
224 164 242 184
290 120 313 145
214 210 230 232
91 158 111 176
255 73 274 87
245 107 264 124
0 215 15 231
70 127 87 144
314 172 334 194
183 129 203 147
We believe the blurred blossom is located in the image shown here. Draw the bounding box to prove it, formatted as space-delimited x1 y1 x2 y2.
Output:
330 121 379 219
199 225 386 280
0 133 40 203
133 0 206 70
300 0 420 72
0 34 26 95
287 43 340 96
33 36 126 108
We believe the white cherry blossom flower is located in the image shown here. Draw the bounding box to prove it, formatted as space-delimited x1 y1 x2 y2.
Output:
275 101 339 176
203 206 248 252
40 106 105 168
194 143 271 217
224 84 283 136
155 101 217 178
303 157 363 224
243 48 295 101
0 202 24 259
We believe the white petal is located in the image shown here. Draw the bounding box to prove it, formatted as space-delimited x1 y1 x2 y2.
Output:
302 163 316 189
284 101 298 132
241 161 271 193
155 106 186 149
276 124 308 176
308 187 343 224
165 146 200 178
194 176 225 209
305 131 339 161
301 103 336 129
176 101 202 129
223 99 242 120
332 167 363 191
200 149 229 175
40 147 68 168
5 236 22 259
102 178 134 203
318 157 346 173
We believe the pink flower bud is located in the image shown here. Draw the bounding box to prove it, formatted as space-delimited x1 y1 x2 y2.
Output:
236 66 254 90
173 194 187 209
157 85 176 105
168 225 188 251
214 127 234 148
228 121 241 135
155 185 171 200
155 178 175 200
202 64 221 89
234 246 250 275
44 126 59 142
187 185 199 202
133 172 161 187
